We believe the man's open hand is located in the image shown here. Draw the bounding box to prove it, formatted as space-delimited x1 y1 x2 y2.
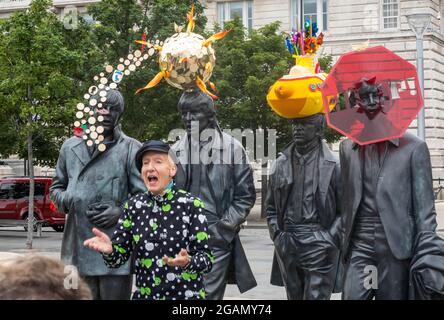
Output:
162 249 190 268
83 228 113 254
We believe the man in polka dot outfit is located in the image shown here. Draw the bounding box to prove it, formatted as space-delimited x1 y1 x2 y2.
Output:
84 140 213 300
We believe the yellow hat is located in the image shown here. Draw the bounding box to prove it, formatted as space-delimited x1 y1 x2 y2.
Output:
266 54 334 119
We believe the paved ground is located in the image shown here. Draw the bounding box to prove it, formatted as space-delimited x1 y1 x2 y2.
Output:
1 200 444 300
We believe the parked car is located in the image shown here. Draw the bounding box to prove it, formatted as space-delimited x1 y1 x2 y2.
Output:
0 177 65 232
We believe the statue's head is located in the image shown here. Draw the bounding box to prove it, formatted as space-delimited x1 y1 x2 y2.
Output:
177 90 217 134
350 77 384 118
291 113 325 147
93 89 125 137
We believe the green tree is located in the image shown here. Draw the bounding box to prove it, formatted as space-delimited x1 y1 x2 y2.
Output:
0 0 92 248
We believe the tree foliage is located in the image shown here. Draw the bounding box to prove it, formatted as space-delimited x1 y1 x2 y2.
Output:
0 0 99 166
0 0 341 168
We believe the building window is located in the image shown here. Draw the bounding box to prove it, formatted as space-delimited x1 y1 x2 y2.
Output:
290 0 300 31
217 1 253 31
381 0 399 30
291 0 328 31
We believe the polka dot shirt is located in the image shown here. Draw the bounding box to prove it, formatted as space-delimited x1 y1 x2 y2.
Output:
102 185 213 300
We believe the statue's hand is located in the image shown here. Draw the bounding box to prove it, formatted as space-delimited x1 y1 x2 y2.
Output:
62 191 74 213
217 219 240 243
86 202 121 229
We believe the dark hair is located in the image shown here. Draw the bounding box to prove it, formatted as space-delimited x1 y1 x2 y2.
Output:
0 255 92 300
177 90 216 117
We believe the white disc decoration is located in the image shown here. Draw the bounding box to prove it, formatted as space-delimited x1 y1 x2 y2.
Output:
89 99 98 107
73 44 153 152
98 144 106 152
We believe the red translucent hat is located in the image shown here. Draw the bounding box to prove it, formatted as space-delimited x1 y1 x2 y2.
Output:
321 46 424 145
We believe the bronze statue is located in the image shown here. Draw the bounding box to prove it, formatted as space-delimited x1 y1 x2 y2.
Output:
339 80 438 299
50 89 146 300
172 90 257 299
266 113 342 299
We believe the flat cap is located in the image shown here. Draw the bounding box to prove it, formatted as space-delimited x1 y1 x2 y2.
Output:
135 140 170 172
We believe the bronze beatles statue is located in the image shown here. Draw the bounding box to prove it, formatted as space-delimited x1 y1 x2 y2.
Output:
50 89 146 299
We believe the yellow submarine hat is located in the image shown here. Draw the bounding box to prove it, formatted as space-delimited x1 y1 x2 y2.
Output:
266 21 335 119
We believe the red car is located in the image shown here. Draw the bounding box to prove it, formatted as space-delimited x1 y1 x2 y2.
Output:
0 177 65 232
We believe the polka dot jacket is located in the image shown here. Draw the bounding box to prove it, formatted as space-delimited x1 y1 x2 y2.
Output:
102 184 213 300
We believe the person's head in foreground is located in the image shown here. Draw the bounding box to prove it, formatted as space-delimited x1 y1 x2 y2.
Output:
0 254 92 300
135 139 177 195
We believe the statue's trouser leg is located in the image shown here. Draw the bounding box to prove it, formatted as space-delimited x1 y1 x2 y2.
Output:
275 248 304 300
373 222 409 300
83 276 100 300
342 219 409 300
276 229 337 300
83 275 133 300
203 248 231 300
